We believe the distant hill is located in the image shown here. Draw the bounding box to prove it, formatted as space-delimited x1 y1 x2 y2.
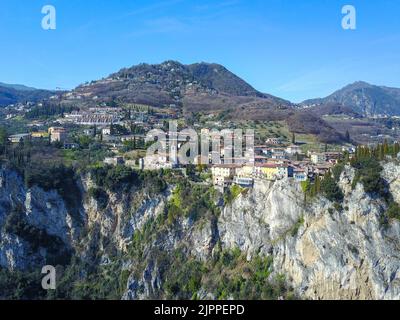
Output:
303 81 400 117
72 60 290 111
55 60 345 143
0 82 38 91
307 102 362 118
0 83 54 107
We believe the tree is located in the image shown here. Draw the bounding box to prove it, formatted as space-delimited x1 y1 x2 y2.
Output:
77 135 93 149
321 173 344 202
0 127 8 155
291 132 296 144
186 164 196 177
315 175 321 193
383 139 389 156
0 127 7 145
378 144 384 160
387 203 400 221
93 125 97 137
345 130 351 143
394 142 400 155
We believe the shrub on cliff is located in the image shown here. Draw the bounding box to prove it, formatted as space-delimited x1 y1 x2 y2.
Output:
321 173 344 203
88 187 109 209
351 157 386 197
387 202 400 221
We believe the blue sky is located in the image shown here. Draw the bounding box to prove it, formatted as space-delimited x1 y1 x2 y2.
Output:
0 0 399 102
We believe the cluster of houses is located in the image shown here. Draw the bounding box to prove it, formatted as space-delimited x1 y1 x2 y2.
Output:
132 127 350 188
133 137 346 188
210 148 344 188
8 126 80 149
4 103 359 191
64 108 123 125
8 127 65 143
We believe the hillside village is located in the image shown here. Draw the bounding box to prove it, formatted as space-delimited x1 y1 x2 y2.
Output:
1 60 400 302
6 102 395 193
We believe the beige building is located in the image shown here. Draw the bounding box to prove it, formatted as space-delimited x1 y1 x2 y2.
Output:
311 153 326 164
8 133 31 143
31 131 49 139
104 156 124 166
236 164 254 178
286 145 302 155
253 163 293 180
211 164 241 186
266 137 283 145
48 127 66 143
200 128 210 136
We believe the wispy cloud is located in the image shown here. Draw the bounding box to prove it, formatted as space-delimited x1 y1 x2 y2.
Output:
193 0 241 12
368 34 400 46
125 0 184 17
123 0 245 38
73 0 185 33
126 17 188 37
276 68 337 94
274 63 353 102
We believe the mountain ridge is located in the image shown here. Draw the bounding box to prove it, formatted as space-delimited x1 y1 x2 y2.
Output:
0 83 54 107
72 60 291 109
303 81 400 116
0 82 38 91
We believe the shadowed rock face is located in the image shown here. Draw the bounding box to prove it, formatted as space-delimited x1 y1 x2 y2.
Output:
0 170 80 270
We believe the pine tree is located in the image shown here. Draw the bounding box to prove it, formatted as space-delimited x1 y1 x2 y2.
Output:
383 139 389 155
315 175 321 193
345 130 350 142
379 144 384 160
394 142 400 155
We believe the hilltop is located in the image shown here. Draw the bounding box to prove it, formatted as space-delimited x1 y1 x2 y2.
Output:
57 60 342 143
0 83 54 107
303 81 400 117
71 60 290 113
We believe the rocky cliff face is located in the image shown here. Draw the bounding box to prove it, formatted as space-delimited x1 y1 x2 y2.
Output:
80 175 170 256
220 163 400 300
1 162 400 300
0 169 81 270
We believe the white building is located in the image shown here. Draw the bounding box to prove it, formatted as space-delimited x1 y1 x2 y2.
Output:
211 164 241 186
293 170 307 182
102 128 111 135
266 137 283 145
286 145 302 155
233 177 254 188
104 157 124 166
311 153 326 164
